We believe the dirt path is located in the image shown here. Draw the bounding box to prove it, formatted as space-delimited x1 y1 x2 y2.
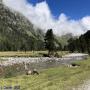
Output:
73 80 90 90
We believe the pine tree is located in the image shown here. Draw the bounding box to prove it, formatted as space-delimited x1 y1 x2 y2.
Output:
44 29 55 55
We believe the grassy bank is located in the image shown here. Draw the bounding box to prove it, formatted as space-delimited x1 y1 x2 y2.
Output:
0 51 68 57
0 57 90 90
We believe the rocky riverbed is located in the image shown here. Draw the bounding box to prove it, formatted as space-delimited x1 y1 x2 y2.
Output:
0 53 88 69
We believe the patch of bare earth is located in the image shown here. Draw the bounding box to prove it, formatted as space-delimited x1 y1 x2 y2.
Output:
73 80 90 90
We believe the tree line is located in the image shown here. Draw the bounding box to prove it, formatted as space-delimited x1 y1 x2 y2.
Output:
65 30 90 54
0 28 62 52
0 27 89 55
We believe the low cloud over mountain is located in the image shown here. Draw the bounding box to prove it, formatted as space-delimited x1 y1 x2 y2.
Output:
3 0 90 36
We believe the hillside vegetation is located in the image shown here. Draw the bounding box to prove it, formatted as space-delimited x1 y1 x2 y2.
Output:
0 3 44 51
67 30 90 54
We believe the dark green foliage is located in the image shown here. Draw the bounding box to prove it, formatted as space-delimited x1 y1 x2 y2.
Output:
0 4 44 51
44 29 56 54
67 38 75 52
67 30 90 54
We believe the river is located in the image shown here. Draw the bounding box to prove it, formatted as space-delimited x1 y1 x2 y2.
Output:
0 53 88 70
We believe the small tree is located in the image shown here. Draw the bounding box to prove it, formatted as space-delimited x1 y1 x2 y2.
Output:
44 29 55 55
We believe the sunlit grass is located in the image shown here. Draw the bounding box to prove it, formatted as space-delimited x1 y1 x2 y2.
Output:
0 51 69 57
0 57 90 90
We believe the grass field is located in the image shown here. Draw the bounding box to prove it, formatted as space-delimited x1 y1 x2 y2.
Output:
0 51 69 57
0 57 90 90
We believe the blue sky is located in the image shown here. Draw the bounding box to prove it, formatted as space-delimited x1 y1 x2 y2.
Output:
27 0 90 19
3 0 90 36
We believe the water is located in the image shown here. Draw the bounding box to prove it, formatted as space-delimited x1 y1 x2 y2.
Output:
0 56 87 70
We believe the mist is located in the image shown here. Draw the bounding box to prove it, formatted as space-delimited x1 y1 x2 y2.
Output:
3 0 90 36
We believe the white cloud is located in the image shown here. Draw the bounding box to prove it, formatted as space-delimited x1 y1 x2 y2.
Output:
81 16 90 30
2 0 90 36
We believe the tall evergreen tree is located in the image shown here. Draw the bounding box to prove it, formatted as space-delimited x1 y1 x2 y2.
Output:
44 29 55 55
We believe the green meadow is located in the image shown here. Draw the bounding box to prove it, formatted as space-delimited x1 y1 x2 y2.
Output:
0 51 68 57
0 57 90 90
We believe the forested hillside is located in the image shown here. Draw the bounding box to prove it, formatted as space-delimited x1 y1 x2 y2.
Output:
67 30 90 54
0 3 44 51
1 2 89 53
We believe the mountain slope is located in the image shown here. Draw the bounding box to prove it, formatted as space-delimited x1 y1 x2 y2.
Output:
0 3 44 51
66 30 90 53
56 33 73 48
